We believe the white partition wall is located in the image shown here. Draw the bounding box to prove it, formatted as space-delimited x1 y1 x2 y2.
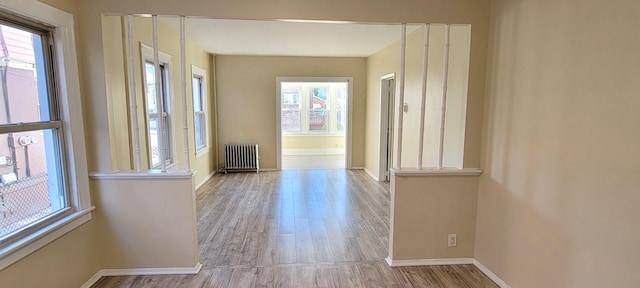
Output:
386 23 478 268
86 14 207 279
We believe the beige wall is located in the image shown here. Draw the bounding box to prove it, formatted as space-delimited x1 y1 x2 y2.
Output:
0 222 99 288
364 36 397 179
102 15 131 171
216 56 366 169
97 0 489 24
391 175 478 260
476 0 640 287
100 15 217 185
91 176 198 269
39 0 75 13
282 135 345 150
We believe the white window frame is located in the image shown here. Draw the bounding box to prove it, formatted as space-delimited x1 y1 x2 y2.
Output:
140 44 174 168
281 83 347 136
0 0 93 271
191 65 208 157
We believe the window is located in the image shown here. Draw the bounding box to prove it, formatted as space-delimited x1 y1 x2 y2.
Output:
281 82 347 135
191 65 207 154
141 45 173 168
0 1 92 270
0 16 69 244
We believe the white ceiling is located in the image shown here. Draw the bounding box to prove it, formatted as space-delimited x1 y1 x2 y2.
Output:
162 18 419 57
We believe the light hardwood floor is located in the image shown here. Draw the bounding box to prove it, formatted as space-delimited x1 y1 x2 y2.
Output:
92 170 498 288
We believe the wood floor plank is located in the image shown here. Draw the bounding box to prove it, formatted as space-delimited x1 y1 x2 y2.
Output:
226 268 257 288
294 218 315 263
308 216 328 238
275 234 296 264
91 170 499 288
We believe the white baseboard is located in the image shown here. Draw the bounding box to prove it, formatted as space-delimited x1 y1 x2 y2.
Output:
363 168 379 181
384 257 510 287
195 170 216 189
80 263 203 288
473 260 511 288
80 271 104 288
350 166 364 170
100 263 203 276
385 257 474 267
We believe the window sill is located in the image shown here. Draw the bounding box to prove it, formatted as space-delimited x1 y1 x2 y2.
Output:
166 162 178 170
195 147 209 158
89 170 194 180
390 168 482 177
150 161 178 171
0 207 95 271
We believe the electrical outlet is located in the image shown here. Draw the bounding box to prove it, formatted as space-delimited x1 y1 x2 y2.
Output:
448 234 457 247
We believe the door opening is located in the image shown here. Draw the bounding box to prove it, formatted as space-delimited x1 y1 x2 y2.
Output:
379 74 395 181
276 77 352 170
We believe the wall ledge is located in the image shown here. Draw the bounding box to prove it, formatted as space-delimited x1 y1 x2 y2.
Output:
89 170 195 180
391 168 482 177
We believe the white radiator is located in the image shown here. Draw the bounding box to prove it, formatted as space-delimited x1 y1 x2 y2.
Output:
224 144 259 173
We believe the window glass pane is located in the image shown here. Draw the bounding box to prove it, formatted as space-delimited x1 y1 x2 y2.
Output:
336 84 347 132
145 62 157 115
199 116 206 148
0 129 66 239
281 109 300 132
281 86 300 132
309 88 328 132
148 116 159 166
0 24 52 125
336 110 346 132
309 88 328 109
160 64 169 114
146 62 171 166
147 114 172 167
195 113 204 148
162 115 170 161
282 87 300 107
192 77 201 112
309 110 328 132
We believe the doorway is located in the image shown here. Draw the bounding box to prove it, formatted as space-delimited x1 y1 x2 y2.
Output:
379 74 395 181
276 77 352 170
